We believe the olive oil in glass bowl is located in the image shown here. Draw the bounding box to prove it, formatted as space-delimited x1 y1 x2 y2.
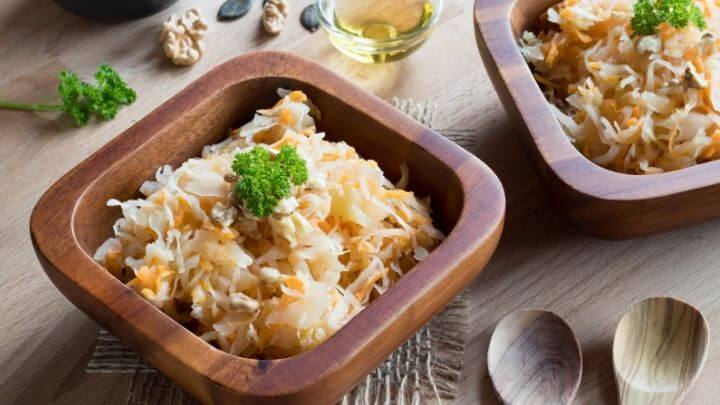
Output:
316 0 443 64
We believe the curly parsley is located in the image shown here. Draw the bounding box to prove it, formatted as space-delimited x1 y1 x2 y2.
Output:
232 145 308 217
632 0 707 36
0 65 136 126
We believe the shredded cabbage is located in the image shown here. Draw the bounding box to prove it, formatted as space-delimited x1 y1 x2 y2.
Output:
521 0 720 173
94 90 443 358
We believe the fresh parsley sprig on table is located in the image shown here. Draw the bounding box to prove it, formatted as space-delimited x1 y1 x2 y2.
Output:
0 65 136 126
632 0 707 36
231 145 309 217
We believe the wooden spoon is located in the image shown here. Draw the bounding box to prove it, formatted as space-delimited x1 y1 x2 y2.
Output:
488 310 582 404
613 297 709 405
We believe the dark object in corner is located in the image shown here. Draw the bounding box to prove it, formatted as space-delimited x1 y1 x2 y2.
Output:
54 0 179 21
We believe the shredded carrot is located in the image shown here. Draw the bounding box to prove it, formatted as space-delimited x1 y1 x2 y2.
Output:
278 108 294 126
285 276 305 293
288 91 307 102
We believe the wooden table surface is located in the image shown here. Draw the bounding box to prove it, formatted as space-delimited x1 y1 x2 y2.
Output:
2 0 720 404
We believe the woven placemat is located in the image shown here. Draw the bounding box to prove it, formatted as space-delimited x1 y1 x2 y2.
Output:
86 99 470 405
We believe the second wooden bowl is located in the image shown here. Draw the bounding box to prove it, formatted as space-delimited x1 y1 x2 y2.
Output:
30 52 505 403
475 0 720 239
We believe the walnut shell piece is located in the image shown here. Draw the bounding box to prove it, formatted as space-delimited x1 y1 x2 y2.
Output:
262 0 290 35
160 8 208 66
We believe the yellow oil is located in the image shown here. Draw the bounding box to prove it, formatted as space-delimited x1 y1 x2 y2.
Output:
327 0 435 63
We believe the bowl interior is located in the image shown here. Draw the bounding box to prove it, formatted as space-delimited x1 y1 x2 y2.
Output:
508 0 559 37
72 76 464 299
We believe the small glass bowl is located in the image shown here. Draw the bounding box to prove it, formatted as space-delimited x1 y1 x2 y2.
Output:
315 0 444 64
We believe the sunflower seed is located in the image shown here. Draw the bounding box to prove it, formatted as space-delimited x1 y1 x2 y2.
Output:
218 0 252 21
301 4 319 32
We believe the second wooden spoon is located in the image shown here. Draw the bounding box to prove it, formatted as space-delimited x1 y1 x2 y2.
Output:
613 297 709 405
488 309 582 404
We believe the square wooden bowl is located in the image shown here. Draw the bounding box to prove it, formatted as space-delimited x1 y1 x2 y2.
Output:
475 0 720 239
30 52 505 404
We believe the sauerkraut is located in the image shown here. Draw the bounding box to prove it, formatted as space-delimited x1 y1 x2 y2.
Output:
94 90 443 358
521 0 720 173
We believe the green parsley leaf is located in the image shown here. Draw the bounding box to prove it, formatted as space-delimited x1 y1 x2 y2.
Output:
276 144 309 186
632 0 661 35
0 64 136 127
59 64 137 126
632 0 707 36
58 70 91 126
232 145 308 217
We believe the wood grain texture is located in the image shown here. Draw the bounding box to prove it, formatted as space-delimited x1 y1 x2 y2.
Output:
613 297 709 405
488 310 582 405
474 0 720 239
29 51 506 404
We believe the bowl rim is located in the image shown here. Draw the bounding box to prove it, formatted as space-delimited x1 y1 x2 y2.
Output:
314 0 445 48
30 51 505 401
474 0 720 203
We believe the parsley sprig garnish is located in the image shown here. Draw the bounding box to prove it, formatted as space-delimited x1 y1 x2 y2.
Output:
0 65 136 126
232 145 308 217
632 0 707 36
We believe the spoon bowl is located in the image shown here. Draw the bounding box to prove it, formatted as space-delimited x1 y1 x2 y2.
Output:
613 297 709 404
488 310 582 404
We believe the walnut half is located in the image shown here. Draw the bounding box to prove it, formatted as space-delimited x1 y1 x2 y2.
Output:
160 8 208 66
262 0 290 35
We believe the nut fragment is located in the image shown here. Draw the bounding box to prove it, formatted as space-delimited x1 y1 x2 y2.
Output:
210 202 238 228
224 173 240 184
160 8 208 66
262 0 290 35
